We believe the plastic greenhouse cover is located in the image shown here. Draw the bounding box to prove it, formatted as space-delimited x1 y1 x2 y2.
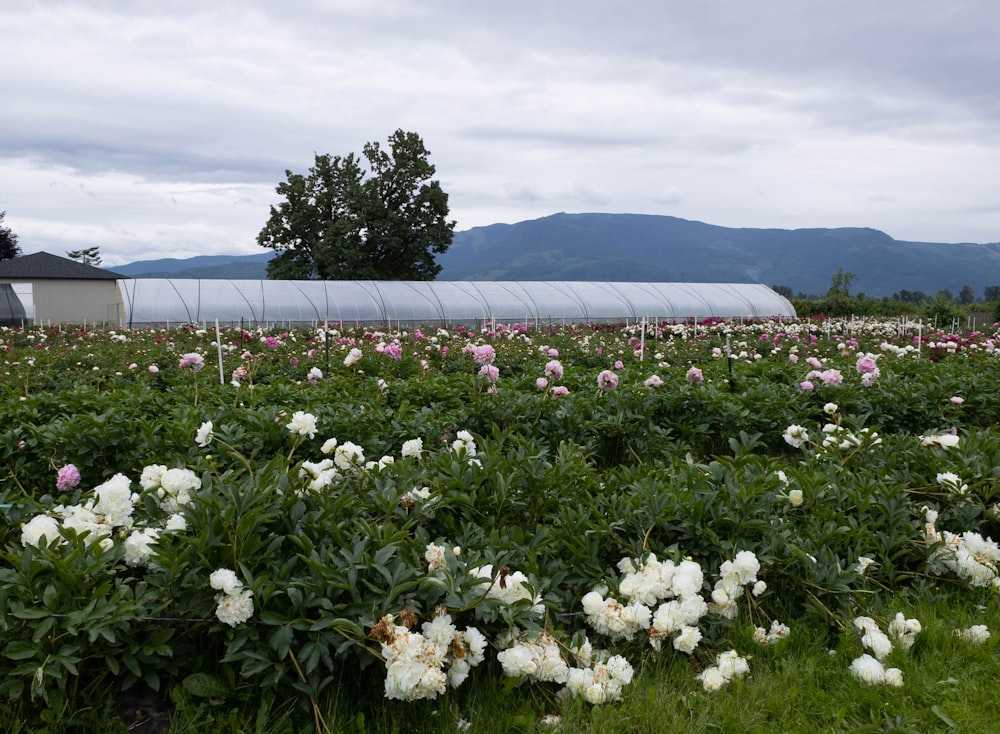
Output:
118 279 796 327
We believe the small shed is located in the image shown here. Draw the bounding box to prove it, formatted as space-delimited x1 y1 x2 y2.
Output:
0 252 127 326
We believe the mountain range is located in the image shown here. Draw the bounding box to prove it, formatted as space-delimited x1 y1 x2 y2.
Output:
111 213 1000 299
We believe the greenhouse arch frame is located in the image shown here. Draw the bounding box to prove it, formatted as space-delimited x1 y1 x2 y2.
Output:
118 279 795 328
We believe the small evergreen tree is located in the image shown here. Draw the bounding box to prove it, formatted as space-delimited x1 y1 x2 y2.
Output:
66 246 103 266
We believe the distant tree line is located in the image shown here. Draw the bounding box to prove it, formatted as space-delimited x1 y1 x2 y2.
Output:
773 269 1000 324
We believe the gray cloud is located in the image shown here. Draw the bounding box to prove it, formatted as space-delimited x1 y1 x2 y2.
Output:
3 0 1000 265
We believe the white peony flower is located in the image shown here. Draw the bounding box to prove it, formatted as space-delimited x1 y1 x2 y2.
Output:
123 528 159 567
921 433 960 449
21 514 62 548
287 411 318 439
425 543 447 573
401 438 423 459
195 420 214 447
92 474 137 528
936 471 968 494
334 441 366 470
782 424 809 449
849 654 886 685
209 568 244 595
854 616 893 660
139 464 167 491
672 625 702 654
954 625 990 644
215 588 254 627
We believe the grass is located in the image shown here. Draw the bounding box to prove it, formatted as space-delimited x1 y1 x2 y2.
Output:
90 591 995 734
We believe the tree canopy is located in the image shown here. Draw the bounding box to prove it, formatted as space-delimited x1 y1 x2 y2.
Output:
67 246 102 266
258 130 455 280
0 211 20 261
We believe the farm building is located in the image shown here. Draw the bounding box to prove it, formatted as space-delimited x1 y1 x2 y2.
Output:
118 279 795 327
0 252 126 326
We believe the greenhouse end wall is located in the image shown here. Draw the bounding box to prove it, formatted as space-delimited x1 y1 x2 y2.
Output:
118 279 796 328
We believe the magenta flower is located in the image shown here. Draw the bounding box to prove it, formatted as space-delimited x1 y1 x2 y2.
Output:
384 343 403 360
597 370 619 390
56 464 81 491
686 366 704 385
178 353 205 371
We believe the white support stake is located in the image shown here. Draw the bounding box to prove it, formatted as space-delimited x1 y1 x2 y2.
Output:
215 319 224 385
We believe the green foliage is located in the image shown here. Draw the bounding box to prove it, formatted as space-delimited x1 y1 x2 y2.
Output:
259 129 455 280
65 246 102 266
3 318 1000 731
0 210 19 261
923 296 966 328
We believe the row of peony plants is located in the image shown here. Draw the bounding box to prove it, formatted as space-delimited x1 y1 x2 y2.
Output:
2 317 1000 723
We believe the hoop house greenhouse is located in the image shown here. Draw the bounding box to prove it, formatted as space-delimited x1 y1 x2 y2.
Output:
118 280 794 328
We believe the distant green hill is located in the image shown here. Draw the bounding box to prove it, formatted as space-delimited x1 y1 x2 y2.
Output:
117 213 1000 298
113 253 276 279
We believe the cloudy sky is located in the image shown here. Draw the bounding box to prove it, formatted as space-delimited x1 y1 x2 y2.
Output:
3 1 1000 267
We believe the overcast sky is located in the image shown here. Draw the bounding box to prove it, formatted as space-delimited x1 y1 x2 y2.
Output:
3 1 1000 267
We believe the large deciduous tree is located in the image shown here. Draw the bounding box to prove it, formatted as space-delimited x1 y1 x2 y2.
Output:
258 130 455 280
0 211 20 261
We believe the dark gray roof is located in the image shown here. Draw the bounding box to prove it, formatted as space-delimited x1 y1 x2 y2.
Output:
0 252 126 280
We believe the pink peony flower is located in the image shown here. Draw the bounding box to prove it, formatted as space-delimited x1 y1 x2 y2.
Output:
536 377 549 390
178 353 204 371
806 357 823 369
597 370 619 390
645 375 664 388
819 368 843 386
800 380 815 391
856 356 878 374
788 354 798 364
56 464 81 491
950 396 965 404
383 343 403 360
551 386 570 397
614 360 624 369
148 364 159 373
686 366 704 385
544 360 564 379
479 364 500 383
473 344 496 365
